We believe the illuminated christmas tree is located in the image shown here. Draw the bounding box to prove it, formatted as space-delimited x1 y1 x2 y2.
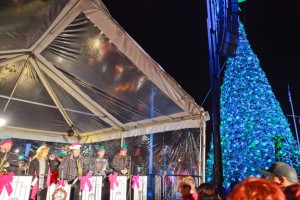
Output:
206 22 300 189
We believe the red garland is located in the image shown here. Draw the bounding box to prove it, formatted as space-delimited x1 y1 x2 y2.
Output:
51 187 67 200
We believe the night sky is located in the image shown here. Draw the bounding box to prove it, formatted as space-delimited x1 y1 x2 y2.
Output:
102 0 300 136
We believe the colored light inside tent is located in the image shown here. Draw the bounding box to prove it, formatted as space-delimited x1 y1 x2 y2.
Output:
0 119 6 126
114 65 124 74
93 39 101 49
136 76 146 91
15 149 19 153
113 65 124 81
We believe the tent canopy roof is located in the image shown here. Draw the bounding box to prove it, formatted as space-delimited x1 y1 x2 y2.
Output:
0 0 208 143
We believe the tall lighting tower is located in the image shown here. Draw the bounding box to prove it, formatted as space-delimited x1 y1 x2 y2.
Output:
206 0 238 197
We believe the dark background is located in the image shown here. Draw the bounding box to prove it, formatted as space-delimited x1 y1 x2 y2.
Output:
102 0 300 138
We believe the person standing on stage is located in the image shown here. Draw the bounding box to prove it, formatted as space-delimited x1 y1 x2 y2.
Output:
111 144 128 175
28 145 51 200
0 137 19 174
132 145 144 175
49 152 66 184
89 145 110 176
59 142 84 200
18 156 27 175
90 145 111 199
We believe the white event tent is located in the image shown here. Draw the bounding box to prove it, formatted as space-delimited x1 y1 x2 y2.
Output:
0 0 209 147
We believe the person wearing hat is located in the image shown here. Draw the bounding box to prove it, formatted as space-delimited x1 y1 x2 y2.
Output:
49 152 66 184
259 162 299 189
59 142 84 200
132 145 144 175
111 144 129 175
18 156 25 166
0 137 19 174
90 145 111 199
18 156 27 175
28 145 50 200
89 145 110 176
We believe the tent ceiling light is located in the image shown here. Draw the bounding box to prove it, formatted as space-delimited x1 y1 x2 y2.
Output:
0 119 6 127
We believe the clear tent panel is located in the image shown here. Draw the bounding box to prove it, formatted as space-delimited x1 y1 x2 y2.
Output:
12 60 58 105
0 100 69 132
0 0 68 51
0 60 70 131
45 73 112 133
0 60 25 97
0 98 8 117
72 78 184 123
41 12 183 124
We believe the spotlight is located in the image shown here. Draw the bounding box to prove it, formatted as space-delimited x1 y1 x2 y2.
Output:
67 125 75 137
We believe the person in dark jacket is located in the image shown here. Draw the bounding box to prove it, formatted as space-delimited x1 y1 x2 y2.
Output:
111 144 128 175
89 145 111 199
49 152 66 184
0 137 18 174
59 142 84 200
132 145 144 175
89 145 110 176
28 146 50 200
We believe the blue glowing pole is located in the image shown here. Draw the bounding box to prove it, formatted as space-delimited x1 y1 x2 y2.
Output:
25 143 31 157
147 85 156 200
149 135 153 174
149 85 155 174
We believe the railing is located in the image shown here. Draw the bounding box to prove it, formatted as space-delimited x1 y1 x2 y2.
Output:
146 174 202 200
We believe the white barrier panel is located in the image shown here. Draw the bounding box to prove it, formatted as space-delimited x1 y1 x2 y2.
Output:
81 176 103 200
155 176 162 200
133 176 147 200
0 175 33 200
46 183 71 200
110 176 127 200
